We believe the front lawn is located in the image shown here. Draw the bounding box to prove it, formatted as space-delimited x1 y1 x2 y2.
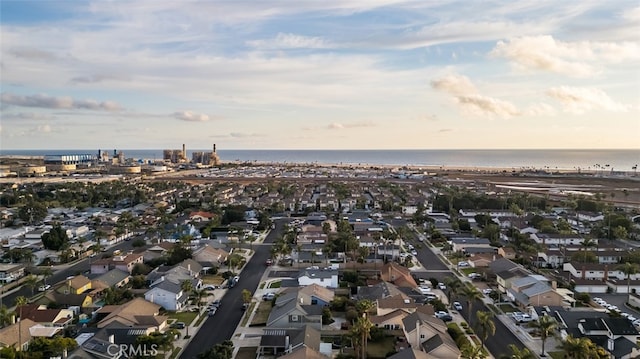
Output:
250 301 273 326
167 311 198 326
268 280 282 289
366 336 396 359
201 274 225 286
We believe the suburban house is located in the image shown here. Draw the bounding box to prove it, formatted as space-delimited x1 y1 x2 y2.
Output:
498 247 516 260
278 284 335 306
56 275 92 295
563 263 640 282
297 269 338 289
488 258 531 293
506 276 565 308
450 237 492 252
147 261 202 289
0 318 36 351
0 263 25 283
467 253 496 268
189 211 215 222
94 269 130 288
531 233 591 246
95 297 167 330
192 245 229 272
17 304 74 328
144 278 189 311
267 296 323 330
278 345 330 359
258 325 322 357
90 253 144 275
41 292 93 310
388 348 442 359
380 263 418 288
72 321 161 359
551 308 640 359
401 311 460 359
356 281 408 301
376 295 435 316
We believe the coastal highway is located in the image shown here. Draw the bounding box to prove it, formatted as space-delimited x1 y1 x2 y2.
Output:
179 220 283 359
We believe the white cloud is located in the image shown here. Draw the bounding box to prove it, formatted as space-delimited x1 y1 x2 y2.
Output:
525 103 557 117
546 86 629 114
172 111 212 122
491 35 640 77
456 94 520 118
430 74 478 95
36 124 52 133
247 33 333 49
431 73 520 119
327 121 376 130
0 93 121 111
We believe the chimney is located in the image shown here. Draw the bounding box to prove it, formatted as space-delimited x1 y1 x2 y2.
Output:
416 320 421 350
285 335 290 352
551 280 557 290
109 334 115 344
161 275 165 282
182 144 186 158
213 144 216 153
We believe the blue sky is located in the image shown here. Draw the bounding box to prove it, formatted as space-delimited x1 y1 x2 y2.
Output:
1 0 639 150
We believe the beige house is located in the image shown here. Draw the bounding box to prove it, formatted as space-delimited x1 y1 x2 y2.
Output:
96 297 167 330
0 318 35 351
401 312 460 359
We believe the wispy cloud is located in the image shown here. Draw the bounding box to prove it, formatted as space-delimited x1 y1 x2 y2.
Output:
172 110 216 122
1 93 121 111
491 35 640 77
546 86 629 114
247 33 333 49
327 121 376 130
0 112 55 121
431 73 520 119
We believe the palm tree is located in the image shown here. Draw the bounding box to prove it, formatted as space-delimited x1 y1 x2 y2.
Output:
475 310 495 350
529 315 557 357
617 262 639 295
444 277 462 308
0 305 14 327
41 267 53 286
580 238 596 263
560 335 592 359
460 344 486 359
14 296 28 308
351 314 374 359
503 344 535 359
181 280 193 295
191 288 208 309
24 274 39 296
460 285 483 325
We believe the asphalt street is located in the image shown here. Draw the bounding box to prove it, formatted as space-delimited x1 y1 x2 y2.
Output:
179 220 282 359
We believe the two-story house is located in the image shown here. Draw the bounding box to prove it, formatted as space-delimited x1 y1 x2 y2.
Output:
401 311 460 359
266 297 323 330
298 269 338 288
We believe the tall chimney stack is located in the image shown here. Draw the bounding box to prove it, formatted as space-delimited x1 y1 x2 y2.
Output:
213 144 216 153
182 144 186 159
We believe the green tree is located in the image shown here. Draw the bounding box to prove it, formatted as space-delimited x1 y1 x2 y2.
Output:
181 280 194 294
41 267 53 286
444 277 463 308
18 200 47 224
460 344 486 359
475 310 495 349
14 296 28 307
618 262 639 295
529 315 557 357
197 340 234 359
0 305 14 327
580 238 596 263
41 224 70 251
191 288 209 309
241 289 252 305
460 285 483 325
503 344 535 359
351 314 374 359
24 275 39 296
613 225 628 240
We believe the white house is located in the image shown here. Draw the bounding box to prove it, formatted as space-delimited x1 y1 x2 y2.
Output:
144 280 189 311
563 263 640 281
532 233 592 246
298 269 338 288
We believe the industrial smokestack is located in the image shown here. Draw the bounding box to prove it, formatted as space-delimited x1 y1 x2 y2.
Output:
182 144 186 158
213 144 216 153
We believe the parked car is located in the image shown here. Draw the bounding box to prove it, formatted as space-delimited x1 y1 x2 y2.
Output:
417 286 432 295
233 276 240 283
241 303 249 311
38 284 51 292
266 259 273 266
511 312 533 323
453 302 463 311
435 311 453 322
437 283 447 290
208 307 217 316
482 288 493 295
202 285 218 291
468 273 482 279
458 261 469 267
262 293 276 301
171 322 186 329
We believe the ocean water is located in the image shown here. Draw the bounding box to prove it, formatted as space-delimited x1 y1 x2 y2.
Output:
0 149 638 171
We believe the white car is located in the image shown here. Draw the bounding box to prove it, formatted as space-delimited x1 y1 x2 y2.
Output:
453 302 463 311
621 313 630 318
38 284 51 292
438 283 447 290
458 261 469 267
593 297 602 302
417 286 432 294
628 315 637 322
482 288 493 295
468 273 482 279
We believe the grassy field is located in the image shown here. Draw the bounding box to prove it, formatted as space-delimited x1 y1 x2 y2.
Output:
250 300 273 326
366 336 396 359
268 280 282 289
167 311 198 325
